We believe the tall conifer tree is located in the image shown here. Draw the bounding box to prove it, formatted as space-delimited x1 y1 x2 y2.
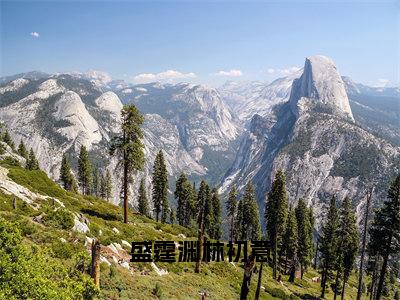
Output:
236 198 245 241
338 197 359 300
319 196 340 298
195 180 211 273
137 178 150 216
265 170 288 279
93 168 101 197
77 145 93 195
60 153 75 191
152 150 169 223
295 198 313 279
104 170 113 200
210 188 222 239
26 148 40 170
17 140 28 159
110 104 145 223
226 185 238 241
2 129 15 150
243 182 262 241
175 172 194 227
282 205 298 282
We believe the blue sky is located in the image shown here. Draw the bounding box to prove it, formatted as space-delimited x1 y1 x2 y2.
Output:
1 0 399 87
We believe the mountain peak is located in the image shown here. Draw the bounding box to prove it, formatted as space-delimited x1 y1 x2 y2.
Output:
289 55 354 121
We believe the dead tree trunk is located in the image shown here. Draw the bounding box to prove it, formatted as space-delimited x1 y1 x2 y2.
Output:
13 197 17 210
255 262 263 300
240 254 255 300
91 239 101 288
357 188 373 300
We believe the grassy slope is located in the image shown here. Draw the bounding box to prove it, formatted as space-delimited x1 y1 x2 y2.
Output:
0 160 396 299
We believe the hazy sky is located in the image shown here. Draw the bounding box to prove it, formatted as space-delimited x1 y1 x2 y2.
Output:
1 0 399 87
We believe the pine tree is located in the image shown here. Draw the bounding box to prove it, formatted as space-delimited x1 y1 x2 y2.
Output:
235 198 245 241
368 174 400 300
309 206 316 268
152 150 169 223
92 167 101 197
2 129 15 150
242 182 262 241
109 104 145 223
282 205 298 282
77 145 93 195
59 153 75 191
203 186 214 238
104 170 113 200
338 197 359 300
99 173 106 199
71 177 78 193
26 148 40 170
295 198 313 279
169 209 176 224
187 182 197 226
17 140 28 159
137 178 150 216
209 188 222 239
175 172 194 227
265 170 288 279
195 180 212 273
319 195 340 298
226 185 238 241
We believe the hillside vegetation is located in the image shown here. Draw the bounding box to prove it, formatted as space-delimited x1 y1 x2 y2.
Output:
1 156 396 299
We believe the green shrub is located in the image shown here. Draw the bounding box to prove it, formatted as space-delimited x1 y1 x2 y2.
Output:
43 208 74 230
18 219 38 236
266 287 292 299
50 240 85 260
153 283 163 299
0 157 21 167
0 217 98 299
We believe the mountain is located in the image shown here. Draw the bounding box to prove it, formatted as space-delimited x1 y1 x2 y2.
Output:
342 76 400 145
1 57 398 226
219 80 267 112
0 74 239 206
0 71 49 85
221 55 400 225
219 70 302 123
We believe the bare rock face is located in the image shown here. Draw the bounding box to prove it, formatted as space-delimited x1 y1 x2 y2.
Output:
94 91 123 117
0 73 239 209
289 55 354 121
53 91 102 150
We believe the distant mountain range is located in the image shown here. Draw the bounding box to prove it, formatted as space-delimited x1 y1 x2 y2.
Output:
1 56 399 225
